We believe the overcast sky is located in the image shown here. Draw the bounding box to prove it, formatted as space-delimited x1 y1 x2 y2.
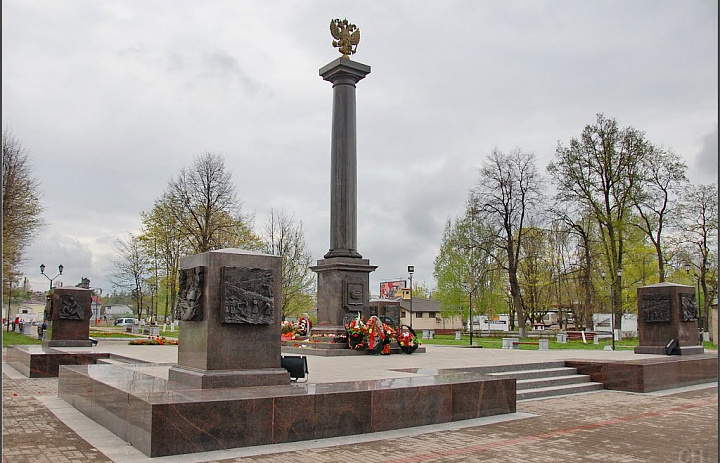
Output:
3 1 717 299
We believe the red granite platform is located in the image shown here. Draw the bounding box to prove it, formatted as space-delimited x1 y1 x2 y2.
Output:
58 362 515 457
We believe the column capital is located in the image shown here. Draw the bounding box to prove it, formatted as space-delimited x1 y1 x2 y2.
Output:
319 58 371 83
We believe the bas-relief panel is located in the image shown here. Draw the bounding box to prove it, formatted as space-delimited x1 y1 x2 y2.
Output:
58 294 86 320
222 266 275 324
680 294 698 322
175 267 205 322
640 292 672 323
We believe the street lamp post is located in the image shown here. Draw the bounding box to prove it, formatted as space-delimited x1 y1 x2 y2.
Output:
5 278 12 332
685 263 703 345
463 281 473 347
40 263 64 291
600 268 621 351
407 266 414 329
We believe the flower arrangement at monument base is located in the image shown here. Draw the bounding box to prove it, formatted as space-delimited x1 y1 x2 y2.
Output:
345 314 367 349
281 320 299 340
129 336 178 346
396 325 419 354
366 316 394 355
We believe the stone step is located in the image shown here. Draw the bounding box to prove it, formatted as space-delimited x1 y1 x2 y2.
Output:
452 361 568 375
516 381 604 401
516 374 592 390
486 366 579 380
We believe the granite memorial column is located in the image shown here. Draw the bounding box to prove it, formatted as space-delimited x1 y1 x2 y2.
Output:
312 57 376 331
320 58 370 258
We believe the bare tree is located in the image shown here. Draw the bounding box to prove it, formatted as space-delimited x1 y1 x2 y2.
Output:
549 206 601 331
111 234 150 320
678 183 718 333
472 148 543 337
631 147 688 282
262 208 315 319
2 129 44 281
166 152 262 253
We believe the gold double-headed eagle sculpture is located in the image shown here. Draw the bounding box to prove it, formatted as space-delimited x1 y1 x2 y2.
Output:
330 18 360 58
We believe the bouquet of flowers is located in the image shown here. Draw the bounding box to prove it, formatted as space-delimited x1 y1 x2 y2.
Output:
345 314 367 349
281 320 298 340
380 322 396 355
396 325 419 354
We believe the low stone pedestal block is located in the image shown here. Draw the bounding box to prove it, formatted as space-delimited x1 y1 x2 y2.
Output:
566 355 718 392
44 287 94 348
635 283 704 355
170 249 289 388
59 362 515 457
7 345 110 378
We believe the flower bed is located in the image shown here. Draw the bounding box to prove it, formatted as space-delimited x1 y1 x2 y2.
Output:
129 336 178 345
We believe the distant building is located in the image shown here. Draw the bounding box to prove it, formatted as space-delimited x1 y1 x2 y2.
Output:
592 313 637 338
103 305 134 319
398 297 463 331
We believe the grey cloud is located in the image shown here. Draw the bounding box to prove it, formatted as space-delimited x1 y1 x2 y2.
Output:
690 126 718 184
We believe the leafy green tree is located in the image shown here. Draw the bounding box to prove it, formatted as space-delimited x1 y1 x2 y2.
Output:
549 114 648 331
140 193 190 322
409 281 431 300
434 205 507 329
434 218 470 322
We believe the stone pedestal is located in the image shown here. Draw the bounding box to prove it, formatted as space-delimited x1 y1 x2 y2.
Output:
168 249 289 388
634 282 704 355
43 287 93 348
311 257 377 332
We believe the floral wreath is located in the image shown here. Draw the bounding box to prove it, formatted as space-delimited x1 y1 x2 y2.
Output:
396 325 420 354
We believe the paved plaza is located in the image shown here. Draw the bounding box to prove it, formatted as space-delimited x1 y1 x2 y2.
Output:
2 341 718 462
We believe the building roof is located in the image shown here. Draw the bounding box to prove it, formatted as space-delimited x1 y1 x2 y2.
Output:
398 297 441 313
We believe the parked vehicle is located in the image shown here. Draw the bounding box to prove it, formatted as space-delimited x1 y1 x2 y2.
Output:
114 318 138 326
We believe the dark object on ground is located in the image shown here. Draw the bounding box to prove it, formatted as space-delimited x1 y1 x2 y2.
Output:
665 338 679 355
281 355 308 382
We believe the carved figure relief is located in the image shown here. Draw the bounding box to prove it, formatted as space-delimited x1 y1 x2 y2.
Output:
640 292 672 323
175 267 205 321
222 266 274 324
59 295 86 320
680 294 698 322
330 18 360 58
44 296 52 320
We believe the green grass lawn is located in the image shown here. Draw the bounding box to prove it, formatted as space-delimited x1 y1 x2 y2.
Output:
420 334 717 351
2 330 42 348
420 334 634 350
